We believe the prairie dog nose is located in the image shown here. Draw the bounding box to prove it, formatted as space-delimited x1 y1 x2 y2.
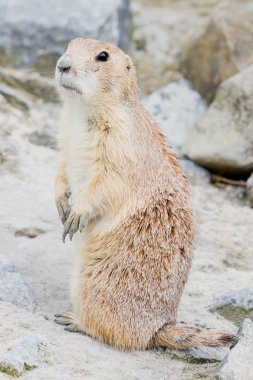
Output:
57 55 72 73
58 65 70 74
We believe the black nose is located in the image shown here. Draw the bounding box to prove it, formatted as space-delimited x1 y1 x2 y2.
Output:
58 64 71 74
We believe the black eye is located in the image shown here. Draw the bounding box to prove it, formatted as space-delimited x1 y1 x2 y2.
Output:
96 51 109 62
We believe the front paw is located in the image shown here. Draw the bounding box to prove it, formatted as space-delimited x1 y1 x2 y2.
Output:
56 189 71 224
62 208 87 243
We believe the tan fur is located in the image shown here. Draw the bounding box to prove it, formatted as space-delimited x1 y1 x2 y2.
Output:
54 38 238 351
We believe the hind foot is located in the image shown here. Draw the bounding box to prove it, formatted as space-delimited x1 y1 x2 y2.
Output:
54 312 85 334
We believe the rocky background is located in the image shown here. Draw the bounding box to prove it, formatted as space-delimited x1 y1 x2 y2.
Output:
0 0 253 379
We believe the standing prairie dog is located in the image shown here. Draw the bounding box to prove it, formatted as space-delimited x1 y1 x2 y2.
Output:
54 38 238 351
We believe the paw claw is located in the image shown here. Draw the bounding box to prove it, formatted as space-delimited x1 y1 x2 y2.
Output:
61 208 70 224
54 312 74 326
56 190 71 225
62 231 67 243
63 211 86 242
54 312 84 334
64 323 84 334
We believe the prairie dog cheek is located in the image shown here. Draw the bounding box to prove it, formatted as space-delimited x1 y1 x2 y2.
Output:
79 75 100 99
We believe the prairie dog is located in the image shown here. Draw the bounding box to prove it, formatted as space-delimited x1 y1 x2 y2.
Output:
54 38 238 350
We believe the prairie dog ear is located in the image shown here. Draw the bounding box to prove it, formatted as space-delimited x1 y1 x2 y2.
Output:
125 55 133 70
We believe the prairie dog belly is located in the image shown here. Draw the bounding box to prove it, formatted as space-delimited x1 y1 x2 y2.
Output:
66 142 93 202
63 107 96 202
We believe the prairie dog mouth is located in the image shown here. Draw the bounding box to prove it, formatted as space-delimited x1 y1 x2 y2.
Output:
61 83 82 95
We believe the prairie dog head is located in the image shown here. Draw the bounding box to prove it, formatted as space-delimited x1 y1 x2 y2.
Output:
55 38 138 106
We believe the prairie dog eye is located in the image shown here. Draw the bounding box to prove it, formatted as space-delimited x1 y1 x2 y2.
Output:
96 51 109 62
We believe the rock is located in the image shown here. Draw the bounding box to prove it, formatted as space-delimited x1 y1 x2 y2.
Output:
216 319 253 379
15 227 46 239
0 140 19 174
246 172 253 206
0 263 37 312
0 84 33 111
0 260 16 273
181 3 253 103
180 159 210 186
170 346 229 363
133 50 183 96
0 68 57 103
28 126 57 149
223 185 246 204
143 80 207 154
0 0 130 71
189 346 229 362
183 66 253 175
212 289 253 327
130 0 209 95
0 334 50 377
0 94 24 136
214 289 253 311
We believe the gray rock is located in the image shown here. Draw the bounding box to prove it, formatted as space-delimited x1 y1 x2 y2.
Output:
181 3 253 103
183 65 253 175
144 80 207 155
130 0 209 95
0 334 50 377
180 159 210 186
212 289 253 327
0 68 57 103
216 319 253 379
213 289 253 311
238 318 253 340
189 346 229 362
0 260 16 273
170 346 229 363
0 140 19 174
0 84 33 111
15 227 46 239
0 0 130 70
246 173 253 206
0 140 17 165
0 263 37 312
28 126 57 149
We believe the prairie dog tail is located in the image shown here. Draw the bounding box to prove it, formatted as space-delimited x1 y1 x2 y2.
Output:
151 323 238 350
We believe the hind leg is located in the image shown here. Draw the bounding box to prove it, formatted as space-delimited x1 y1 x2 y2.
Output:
54 312 85 334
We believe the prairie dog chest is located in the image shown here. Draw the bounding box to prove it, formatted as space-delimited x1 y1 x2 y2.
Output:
62 105 96 201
